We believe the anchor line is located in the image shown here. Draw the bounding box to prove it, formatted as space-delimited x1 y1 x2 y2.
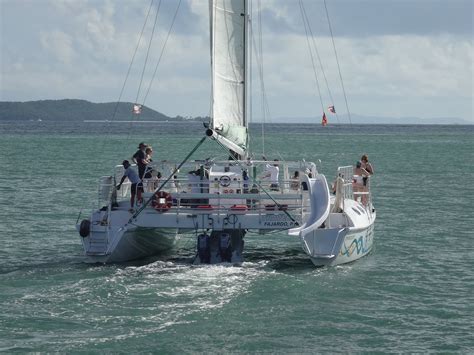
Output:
129 136 207 223
210 135 299 226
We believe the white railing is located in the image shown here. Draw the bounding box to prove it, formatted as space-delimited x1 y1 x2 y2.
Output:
336 166 354 200
336 165 372 206
98 160 318 220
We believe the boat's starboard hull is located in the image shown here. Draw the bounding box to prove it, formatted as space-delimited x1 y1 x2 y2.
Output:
307 222 375 266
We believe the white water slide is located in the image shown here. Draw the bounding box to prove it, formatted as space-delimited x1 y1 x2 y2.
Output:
288 175 330 237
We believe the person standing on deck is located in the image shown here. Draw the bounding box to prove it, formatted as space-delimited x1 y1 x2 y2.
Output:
261 157 280 191
116 160 143 212
360 154 374 188
132 142 148 179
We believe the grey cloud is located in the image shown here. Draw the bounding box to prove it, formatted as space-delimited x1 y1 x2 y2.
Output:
259 0 473 38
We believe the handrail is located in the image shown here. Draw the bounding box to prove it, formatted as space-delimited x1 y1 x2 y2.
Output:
142 192 303 200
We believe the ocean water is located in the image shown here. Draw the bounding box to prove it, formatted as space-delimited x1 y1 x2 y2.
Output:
0 121 472 352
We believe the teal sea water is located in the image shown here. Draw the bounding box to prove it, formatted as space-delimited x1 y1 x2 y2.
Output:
0 121 472 352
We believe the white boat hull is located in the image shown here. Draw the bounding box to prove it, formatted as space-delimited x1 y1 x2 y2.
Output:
307 222 375 266
78 163 375 267
79 221 178 263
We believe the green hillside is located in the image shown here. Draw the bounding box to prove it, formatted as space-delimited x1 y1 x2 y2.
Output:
0 99 180 121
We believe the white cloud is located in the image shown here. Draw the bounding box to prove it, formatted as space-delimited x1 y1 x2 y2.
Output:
250 33 473 99
40 30 75 64
1 0 472 121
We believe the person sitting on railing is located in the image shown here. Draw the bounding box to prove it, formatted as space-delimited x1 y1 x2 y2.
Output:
290 171 300 190
145 169 161 192
171 175 180 193
353 161 369 204
116 160 143 213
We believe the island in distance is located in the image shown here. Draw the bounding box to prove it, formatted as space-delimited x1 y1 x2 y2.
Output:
0 99 207 123
0 99 470 125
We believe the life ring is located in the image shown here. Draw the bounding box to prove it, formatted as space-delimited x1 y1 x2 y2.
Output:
152 191 173 213
219 175 231 187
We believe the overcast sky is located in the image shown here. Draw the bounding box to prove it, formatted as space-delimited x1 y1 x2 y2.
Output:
1 0 473 122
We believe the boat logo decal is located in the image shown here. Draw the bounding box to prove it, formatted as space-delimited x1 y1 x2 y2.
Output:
340 230 373 257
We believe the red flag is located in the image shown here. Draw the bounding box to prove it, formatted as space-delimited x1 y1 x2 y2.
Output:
321 112 328 126
328 105 336 114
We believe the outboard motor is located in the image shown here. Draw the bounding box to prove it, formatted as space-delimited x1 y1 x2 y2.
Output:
219 233 232 262
197 233 211 264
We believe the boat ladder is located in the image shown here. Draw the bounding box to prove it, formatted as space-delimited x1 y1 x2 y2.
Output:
86 229 109 256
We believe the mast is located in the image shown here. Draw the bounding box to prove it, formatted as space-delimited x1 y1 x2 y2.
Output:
243 0 248 133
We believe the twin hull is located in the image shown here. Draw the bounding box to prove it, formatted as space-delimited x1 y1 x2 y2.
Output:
79 172 375 266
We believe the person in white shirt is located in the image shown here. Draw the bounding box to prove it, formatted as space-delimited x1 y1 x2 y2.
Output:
261 158 280 191
116 160 143 212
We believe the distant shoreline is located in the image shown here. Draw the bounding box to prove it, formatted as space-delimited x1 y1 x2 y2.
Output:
0 119 471 127
0 99 471 125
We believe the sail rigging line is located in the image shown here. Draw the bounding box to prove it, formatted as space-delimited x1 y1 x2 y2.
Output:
127 0 181 152
141 0 182 107
125 0 162 145
108 0 155 125
129 135 207 222
76 1 155 217
299 0 341 124
299 0 325 118
134 0 162 107
249 13 273 156
323 0 352 126
250 32 272 154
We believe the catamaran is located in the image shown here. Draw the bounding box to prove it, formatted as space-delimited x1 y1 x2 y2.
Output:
76 0 375 266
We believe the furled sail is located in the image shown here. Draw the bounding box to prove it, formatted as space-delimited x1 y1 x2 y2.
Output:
210 0 248 157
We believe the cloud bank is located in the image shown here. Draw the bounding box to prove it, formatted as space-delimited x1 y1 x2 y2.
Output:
1 0 472 122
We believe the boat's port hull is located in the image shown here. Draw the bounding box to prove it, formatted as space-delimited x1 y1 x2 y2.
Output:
82 227 177 263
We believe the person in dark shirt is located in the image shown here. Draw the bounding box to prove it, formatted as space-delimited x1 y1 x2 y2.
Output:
132 142 148 179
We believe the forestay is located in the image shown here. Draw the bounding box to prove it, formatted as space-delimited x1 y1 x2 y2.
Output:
210 0 248 156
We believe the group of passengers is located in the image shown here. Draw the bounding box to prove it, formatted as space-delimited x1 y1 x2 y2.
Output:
116 143 373 212
352 154 374 204
329 154 374 204
116 142 159 212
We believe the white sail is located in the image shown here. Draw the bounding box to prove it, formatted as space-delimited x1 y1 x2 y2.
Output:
210 0 248 156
